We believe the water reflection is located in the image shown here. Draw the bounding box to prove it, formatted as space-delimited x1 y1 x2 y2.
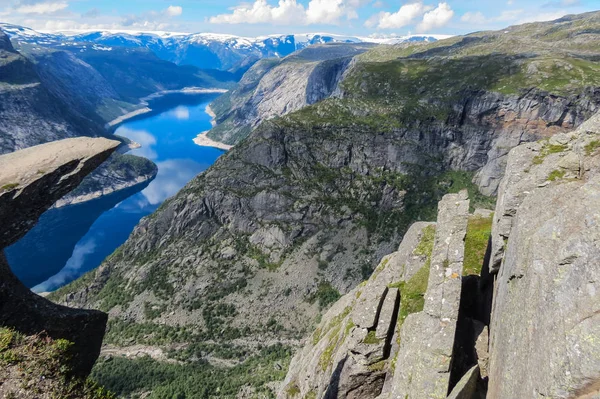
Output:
7 93 225 292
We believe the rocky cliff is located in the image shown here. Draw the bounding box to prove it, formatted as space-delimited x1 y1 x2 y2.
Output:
0 28 158 208
0 138 119 397
279 111 600 399
207 43 375 145
50 11 600 397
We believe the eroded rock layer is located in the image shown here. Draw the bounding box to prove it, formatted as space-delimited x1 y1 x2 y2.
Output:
0 137 118 375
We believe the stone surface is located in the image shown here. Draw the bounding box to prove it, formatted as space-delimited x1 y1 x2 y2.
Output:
0 137 120 248
488 112 600 398
375 288 399 340
278 223 435 399
0 137 117 376
447 365 480 399
391 191 470 399
473 322 489 380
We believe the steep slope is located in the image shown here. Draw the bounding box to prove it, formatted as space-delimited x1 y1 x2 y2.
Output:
51 12 600 397
0 29 101 153
279 112 600 399
0 138 119 398
207 43 375 144
0 29 158 208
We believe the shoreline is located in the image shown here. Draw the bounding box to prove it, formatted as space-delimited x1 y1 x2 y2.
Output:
193 131 233 151
105 87 228 129
193 104 232 151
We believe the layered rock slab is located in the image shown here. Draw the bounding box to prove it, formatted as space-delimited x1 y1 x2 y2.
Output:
278 222 435 399
0 137 118 375
391 191 470 399
488 113 600 398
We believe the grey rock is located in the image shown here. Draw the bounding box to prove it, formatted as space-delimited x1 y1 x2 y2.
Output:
0 137 117 376
278 223 435 399
0 137 120 248
488 112 600 398
391 191 470 399
447 365 480 399
208 44 374 145
473 322 489 380
375 288 399 341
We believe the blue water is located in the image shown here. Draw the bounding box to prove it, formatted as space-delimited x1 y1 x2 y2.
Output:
6 93 225 292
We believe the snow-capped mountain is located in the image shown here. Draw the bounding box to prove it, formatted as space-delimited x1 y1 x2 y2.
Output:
0 23 450 71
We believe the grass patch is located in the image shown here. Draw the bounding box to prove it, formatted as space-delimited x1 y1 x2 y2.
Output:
1 183 19 191
533 143 568 165
0 328 114 399
585 140 600 156
413 225 436 257
463 215 493 276
548 169 567 181
308 281 341 310
363 330 382 344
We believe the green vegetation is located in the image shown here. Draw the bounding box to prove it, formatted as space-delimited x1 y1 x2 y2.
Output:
388 227 436 343
363 330 382 345
1 183 19 191
533 143 568 165
413 225 436 257
368 360 386 372
308 281 341 310
318 331 340 372
392 263 431 336
548 169 567 181
0 328 114 399
463 215 493 276
92 344 292 399
286 382 301 397
585 140 600 156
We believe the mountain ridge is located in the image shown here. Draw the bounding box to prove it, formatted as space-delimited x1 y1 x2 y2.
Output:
1 22 449 71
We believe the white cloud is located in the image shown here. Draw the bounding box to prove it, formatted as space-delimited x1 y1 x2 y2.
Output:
209 0 364 25
366 1 453 31
518 10 568 23
15 1 68 14
416 2 454 32
461 11 486 25
170 106 190 120
460 8 524 26
367 2 431 29
33 238 97 293
165 5 183 17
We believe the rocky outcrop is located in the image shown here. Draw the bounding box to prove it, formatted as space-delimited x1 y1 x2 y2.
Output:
278 192 472 399
278 112 600 399
278 221 436 399
487 113 600 398
391 191 469 399
0 137 118 375
207 43 374 144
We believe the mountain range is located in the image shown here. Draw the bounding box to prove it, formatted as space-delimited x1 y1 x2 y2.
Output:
43 10 600 398
0 23 449 71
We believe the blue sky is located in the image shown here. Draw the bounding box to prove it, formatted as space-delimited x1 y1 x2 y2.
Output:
0 0 598 36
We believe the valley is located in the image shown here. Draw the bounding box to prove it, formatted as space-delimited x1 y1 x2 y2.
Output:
1 7 600 399
7 93 226 292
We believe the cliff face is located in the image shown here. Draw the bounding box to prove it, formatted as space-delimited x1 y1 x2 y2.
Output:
0 138 118 390
0 29 159 208
278 114 600 399
207 43 375 145
51 12 600 397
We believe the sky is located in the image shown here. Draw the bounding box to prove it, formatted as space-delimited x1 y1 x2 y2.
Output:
0 0 598 37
